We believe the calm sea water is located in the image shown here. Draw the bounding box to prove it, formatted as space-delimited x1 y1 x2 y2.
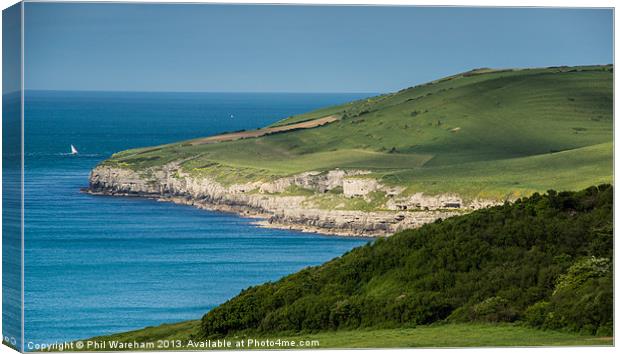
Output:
23 91 372 344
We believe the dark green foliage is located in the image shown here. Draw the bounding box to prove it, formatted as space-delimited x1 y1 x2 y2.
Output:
201 186 613 338
450 296 518 323
525 256 612 335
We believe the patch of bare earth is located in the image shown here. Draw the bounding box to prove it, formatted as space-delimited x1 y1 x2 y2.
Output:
190 115 339 145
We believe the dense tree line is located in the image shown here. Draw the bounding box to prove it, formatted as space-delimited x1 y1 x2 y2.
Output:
201 185 613 337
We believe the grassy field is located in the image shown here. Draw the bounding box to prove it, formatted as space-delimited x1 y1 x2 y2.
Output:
102 65 612 201
79 321 612 350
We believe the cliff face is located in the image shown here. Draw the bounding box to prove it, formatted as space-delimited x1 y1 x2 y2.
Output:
88 165 497 237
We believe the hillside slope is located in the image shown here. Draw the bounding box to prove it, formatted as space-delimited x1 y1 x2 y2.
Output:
89 65 613 235
79 186 613 348
199 185 612 338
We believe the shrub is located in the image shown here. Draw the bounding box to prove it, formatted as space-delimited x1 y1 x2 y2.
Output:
470 297 517 323
553 257 611 295
524 301 550 328
524 257 613 335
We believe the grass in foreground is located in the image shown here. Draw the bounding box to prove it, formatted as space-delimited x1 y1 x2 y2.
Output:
78 322 612 350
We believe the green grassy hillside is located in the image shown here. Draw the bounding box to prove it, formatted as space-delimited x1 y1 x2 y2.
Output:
199 185 612 338
104 65 612 201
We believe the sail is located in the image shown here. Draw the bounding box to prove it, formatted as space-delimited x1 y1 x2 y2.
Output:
71 145 78 154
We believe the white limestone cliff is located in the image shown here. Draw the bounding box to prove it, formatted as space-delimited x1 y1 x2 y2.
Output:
88 164 499 237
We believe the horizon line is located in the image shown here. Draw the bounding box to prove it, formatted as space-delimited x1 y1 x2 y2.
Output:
23 89 381 95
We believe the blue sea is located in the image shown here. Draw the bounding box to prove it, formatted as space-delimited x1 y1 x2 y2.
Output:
22 91 372 345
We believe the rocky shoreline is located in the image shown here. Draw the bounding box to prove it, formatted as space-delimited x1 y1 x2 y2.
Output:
87 164 498 237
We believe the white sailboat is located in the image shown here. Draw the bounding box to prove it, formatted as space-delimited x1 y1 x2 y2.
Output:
70 144 78 155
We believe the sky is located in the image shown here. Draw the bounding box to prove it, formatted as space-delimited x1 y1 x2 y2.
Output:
23 3 613 93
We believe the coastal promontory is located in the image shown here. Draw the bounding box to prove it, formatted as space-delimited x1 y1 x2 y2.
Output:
88 65 613 236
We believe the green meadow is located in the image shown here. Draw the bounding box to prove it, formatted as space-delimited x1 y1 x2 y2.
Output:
104 65 612 201
80 321 612 350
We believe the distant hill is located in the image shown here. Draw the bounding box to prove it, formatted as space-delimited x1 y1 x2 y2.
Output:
103 65 612 201
199 185 612 338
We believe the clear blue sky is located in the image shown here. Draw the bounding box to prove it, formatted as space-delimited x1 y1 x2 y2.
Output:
24 3 613 93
